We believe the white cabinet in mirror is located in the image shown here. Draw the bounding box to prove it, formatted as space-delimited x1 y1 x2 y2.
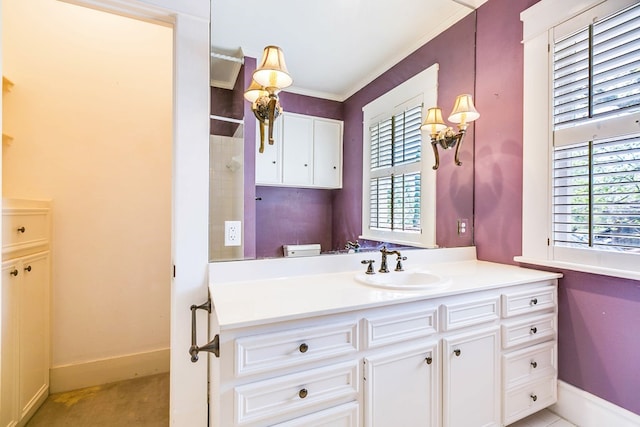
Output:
256 112 343 189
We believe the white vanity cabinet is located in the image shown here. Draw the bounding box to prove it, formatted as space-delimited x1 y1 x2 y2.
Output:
256 112 343 189
208 258 560 427
1 199 51 427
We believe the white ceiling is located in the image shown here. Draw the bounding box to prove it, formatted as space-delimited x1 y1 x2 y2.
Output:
210 0 487 102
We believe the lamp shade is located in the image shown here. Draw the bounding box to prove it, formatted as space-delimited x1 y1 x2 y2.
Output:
448 94 480 124
421 107 447 136
253 45 293 90
243 79 269 104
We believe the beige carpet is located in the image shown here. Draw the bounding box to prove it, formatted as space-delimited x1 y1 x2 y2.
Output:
26 373 169 427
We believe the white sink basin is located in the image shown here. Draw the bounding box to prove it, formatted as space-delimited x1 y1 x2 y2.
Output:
355 269 450 290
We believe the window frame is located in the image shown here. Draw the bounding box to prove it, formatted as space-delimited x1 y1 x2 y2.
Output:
518 0 640 280
361 64 439 248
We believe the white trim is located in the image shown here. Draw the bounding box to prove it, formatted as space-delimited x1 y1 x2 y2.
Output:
551 380 640 427
49 348 170 393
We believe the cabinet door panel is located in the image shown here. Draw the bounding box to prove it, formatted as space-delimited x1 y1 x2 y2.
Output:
282 114 313 186
1 262 20 427
364 342 439 427
443 327 500 427
255 119 281 184
313 119 342 188
19 253 50 418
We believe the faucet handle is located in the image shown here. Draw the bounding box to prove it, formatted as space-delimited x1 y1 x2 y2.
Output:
361 259 376 275
395 256 407 271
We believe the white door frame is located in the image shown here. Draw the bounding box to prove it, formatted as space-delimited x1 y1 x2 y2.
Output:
54 0 211 425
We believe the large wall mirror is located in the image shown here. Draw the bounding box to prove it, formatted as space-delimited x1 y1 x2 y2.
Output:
209 0 482 262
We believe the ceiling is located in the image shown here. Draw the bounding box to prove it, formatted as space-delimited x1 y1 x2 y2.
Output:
210 0 487 102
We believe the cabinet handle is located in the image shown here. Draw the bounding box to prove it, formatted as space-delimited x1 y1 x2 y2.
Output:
272 161 276 164
530 298 538 305
304 164 308 167
298 388 308 399
24 265 32 272
530 394 538 402
10 269 19 277
299 343 308 353
531 361 538 368
530 327 538 334
453 349 461 357
333 166 337 169
189 299 220 362
425 357 433 365
17 226 26 233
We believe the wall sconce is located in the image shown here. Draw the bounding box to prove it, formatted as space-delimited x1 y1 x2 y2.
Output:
421 94 480 170
243 46 293 153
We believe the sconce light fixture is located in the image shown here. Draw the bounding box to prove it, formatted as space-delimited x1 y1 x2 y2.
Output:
421 94 480 170
243 45 293 153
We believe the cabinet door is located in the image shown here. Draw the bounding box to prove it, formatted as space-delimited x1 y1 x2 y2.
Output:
313 119 342 188
364 342 439 427
443 327 500 427
255 118 282 184
1 262 20 427
282 114 313 186
19 252 49 419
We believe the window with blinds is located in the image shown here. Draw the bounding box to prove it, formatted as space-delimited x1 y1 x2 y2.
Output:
369 105 422 232
552 2 640 252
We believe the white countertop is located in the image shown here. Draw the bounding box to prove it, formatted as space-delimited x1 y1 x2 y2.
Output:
208 247 562 329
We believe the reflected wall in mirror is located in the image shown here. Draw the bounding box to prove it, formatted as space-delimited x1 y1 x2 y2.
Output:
209 2 478 262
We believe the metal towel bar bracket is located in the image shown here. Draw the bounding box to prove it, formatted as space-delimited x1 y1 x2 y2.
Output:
189 299 220 362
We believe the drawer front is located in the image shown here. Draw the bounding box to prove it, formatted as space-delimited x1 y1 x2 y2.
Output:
502 285 556 318
235 321 358 377
274 401 359 427
441 296 500 331
235 361 359 425
503 376 557 425
364 306 437 349
504 341 556 389
502 314 555 349
2 210 49 257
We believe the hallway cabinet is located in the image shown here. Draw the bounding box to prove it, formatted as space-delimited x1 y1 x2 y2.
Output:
1 199 51 427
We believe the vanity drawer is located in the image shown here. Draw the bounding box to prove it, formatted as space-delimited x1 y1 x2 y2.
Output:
503 341 556 389
2 208 50 257
235 321 358 377
273 401 359 427
503 376 557 425
502 285 556 318
235 361 359 425
441 296 500 331
363 304 437 349
502 314 555 349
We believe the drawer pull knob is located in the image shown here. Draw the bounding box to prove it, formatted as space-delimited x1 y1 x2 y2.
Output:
298 388 308 399
531 361 538 368
10 269 19 277
299 343 308 353
530 327 538 334
530 298 538 305
24 265 32 272
17 226 26 233
425 357 433 365
453 349 461 357
530 394 538 402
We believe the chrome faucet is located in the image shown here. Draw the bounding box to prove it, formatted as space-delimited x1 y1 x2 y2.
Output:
379 245 406 273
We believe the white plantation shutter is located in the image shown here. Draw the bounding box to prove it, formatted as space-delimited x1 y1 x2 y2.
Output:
369 105 422 232
552 3 640 253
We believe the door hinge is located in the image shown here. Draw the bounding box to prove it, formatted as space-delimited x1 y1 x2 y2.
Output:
173 264 176 278
547 238 550 246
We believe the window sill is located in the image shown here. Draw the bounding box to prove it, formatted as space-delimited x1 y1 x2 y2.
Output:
514 256 640 282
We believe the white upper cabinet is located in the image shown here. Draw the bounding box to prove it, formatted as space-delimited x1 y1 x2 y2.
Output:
256 112 343 189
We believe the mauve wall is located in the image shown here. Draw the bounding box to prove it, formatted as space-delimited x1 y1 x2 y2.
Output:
475 0 640 416
336 13 477 250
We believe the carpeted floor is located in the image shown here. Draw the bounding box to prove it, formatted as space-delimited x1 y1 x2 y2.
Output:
26 373 169 427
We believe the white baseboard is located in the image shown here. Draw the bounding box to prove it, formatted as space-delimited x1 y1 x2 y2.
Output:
550 380 640 427
50 347 170 393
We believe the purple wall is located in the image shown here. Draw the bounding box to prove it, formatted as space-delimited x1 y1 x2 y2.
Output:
475 0 640 416
336 13 477 250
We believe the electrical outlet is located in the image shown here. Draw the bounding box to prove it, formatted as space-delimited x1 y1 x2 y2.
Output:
457 218 468 236
224 221 242 246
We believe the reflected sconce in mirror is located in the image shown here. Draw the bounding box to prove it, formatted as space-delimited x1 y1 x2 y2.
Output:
244 45 293 153
421 94 480 170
